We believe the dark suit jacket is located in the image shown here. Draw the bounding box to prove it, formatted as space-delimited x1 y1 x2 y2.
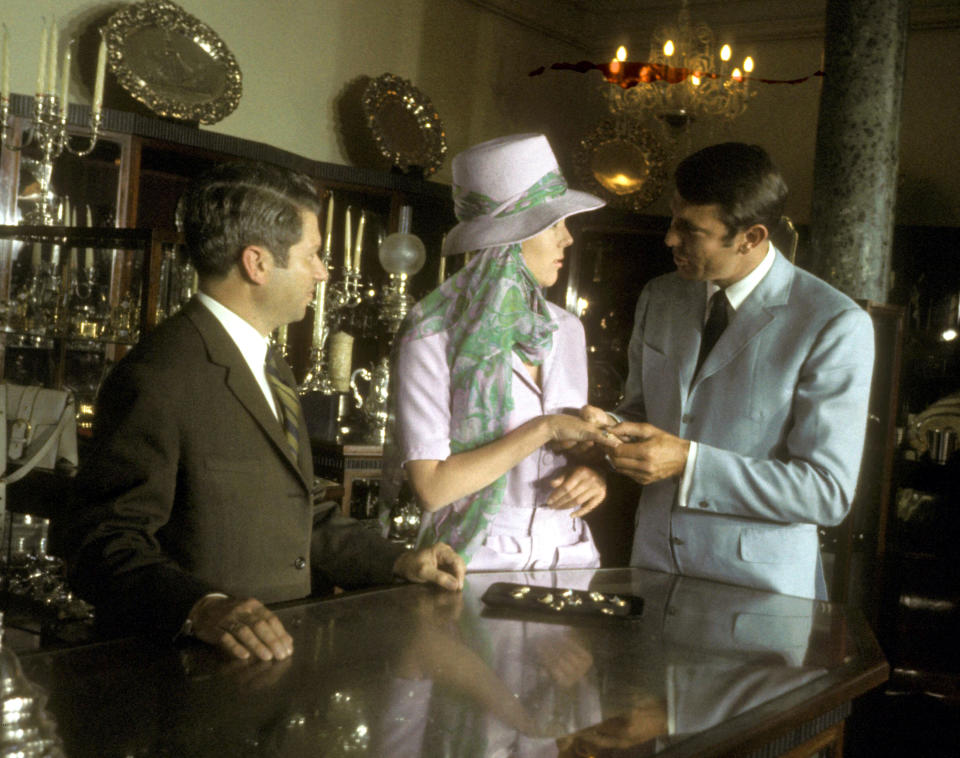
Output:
53 298 405 636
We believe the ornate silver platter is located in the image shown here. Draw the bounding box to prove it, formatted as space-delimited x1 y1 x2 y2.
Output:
573 117 669 213
104 0 242 124
361 73 446 176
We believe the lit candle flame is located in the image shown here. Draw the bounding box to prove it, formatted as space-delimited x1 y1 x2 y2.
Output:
732 68 743 82
720 44 731 62
744 56 754 73
690 73 701 86
663 40 674 57
616 46 627 61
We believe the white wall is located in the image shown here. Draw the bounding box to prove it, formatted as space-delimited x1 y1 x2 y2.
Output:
3 0 957 225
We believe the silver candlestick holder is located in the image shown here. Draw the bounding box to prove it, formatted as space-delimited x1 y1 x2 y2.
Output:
299 276 336 394
2 19 108 225
2 94 103 226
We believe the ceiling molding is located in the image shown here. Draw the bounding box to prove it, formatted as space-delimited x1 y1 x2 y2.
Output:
464 0 960 58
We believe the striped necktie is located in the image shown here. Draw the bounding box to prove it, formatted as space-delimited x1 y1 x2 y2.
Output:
264 349 301 459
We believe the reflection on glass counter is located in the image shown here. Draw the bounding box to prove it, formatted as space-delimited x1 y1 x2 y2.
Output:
16 567 886 758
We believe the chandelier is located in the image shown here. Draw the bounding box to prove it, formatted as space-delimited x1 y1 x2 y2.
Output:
603 1 756 129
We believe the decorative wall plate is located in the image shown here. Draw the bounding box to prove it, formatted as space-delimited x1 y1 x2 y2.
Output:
104 0 242 124
573 117 669 212
361 73 447 176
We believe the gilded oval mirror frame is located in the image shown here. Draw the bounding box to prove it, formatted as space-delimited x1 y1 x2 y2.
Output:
573 118 669 213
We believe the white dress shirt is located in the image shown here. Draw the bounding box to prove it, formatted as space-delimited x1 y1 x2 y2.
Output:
195 292 280 419
678 245 777 506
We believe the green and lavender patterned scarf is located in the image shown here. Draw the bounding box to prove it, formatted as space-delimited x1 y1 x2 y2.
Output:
401 244 556 562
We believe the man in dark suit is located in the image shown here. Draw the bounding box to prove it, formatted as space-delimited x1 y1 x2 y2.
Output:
54 162 464 662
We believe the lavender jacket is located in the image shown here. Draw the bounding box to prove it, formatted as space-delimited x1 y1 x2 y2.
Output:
394 301 600 570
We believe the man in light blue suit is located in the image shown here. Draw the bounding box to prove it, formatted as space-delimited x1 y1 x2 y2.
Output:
585 143 875 599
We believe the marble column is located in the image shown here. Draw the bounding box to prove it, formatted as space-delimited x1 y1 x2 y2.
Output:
808 0 910 303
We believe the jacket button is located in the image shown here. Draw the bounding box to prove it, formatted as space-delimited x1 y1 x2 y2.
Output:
681 413 691 424
698 500 709 509
294 556 307 570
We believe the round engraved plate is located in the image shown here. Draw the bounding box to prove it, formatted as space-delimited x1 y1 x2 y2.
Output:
105 0 242 124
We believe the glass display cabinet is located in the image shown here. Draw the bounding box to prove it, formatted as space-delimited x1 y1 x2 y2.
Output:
0 225 154 433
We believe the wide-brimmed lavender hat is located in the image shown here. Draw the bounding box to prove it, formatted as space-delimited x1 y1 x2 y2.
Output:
441 133 605 256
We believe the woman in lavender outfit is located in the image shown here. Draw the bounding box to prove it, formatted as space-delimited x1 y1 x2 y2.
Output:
393 133 618 570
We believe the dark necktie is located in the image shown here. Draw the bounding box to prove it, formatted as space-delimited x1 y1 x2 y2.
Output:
694 289 729 379
264 349 301 459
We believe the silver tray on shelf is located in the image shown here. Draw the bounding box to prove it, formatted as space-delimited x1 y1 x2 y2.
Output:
361 73 447 176
104 0 242 124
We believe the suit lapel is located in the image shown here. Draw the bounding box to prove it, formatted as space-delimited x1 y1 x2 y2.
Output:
183 299 311 490
676 280 707 398
692 250 794 388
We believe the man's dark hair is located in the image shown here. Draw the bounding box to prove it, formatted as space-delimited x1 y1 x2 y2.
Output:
178 161 321 278
675 143 787 241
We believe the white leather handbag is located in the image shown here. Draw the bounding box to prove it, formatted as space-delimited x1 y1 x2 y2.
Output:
0 383 79 517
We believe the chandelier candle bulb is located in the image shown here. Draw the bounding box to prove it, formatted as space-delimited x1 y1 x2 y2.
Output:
720 45 731 62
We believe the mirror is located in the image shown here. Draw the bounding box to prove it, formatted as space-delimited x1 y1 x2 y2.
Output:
573 118 668 212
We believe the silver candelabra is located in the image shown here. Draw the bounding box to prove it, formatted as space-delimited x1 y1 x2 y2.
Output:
1 19 108 225
1 95 102 225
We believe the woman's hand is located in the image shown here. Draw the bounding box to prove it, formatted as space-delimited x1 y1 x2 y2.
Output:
543 413 620 448
548 405 616 456
405 414 618 512
546 465 607 518
580 404 615 427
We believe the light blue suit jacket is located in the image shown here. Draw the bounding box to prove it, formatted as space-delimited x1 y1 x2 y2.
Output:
619 247 875 599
